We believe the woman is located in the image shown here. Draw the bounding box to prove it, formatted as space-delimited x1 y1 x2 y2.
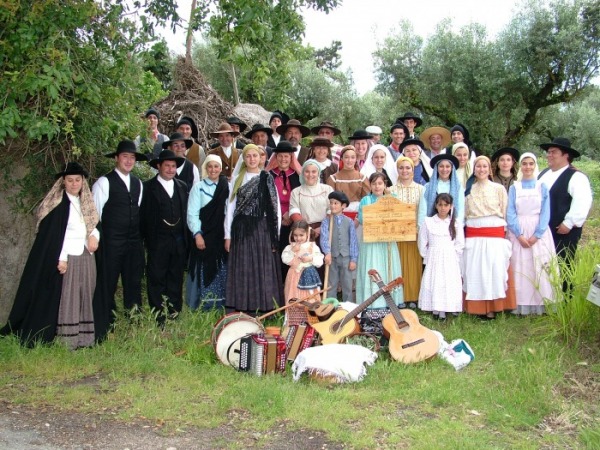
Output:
326 145 370 220
289 160 333 240
400 139 431 186
1 163 99 348
349 130 372 170
356 173 404 308
390 156 424 308
463 156 516 319
452 142 472 190
507 153 557 315
267 140 302 279
224 144 283 314
186 155 229 311
417 154 464 227
308 137 338 183
360 144 398 187
492 147 520 192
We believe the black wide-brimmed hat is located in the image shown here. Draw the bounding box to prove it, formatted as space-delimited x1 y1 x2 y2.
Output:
310 121 341 136
226 116 248 132
245 123 273 139
328 191 350 207
105 140 147 161
272 140 295 153
540 137 580 158
270 110 289 125
276 119 311 138
390 122 409 135
431 153 459 169
55 162 89 179
348 129 372 141
149 149 186 169
396 112 423 127
399 138 425 152
162 132 193 149
491 147 520 162
309 137 334 148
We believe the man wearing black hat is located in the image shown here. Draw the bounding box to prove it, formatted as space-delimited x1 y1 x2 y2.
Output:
92 140 146 339
538 137 592 260
176 116 206 170
397 112 423 139
246 123 273 157
267 110 289 148
163 132 200 193
140 150 189 324
135 108 168 159
276 119 312 165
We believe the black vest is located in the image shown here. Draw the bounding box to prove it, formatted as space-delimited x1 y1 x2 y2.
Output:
102 170 141 242
176 161 194 193
157 185 184 236
540 167 576 228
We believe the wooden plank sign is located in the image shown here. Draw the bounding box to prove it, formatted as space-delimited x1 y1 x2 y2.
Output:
362 196 417 243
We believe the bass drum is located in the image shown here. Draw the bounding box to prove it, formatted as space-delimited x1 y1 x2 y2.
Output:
212 312 264 367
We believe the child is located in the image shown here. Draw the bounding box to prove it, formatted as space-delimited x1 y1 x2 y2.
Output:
356 173 404 309
281 220 324 303
418 193 465 319
320 191 359 302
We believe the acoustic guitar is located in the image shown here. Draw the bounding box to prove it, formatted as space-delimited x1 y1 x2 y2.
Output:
370 271 440 363
311 270 403 345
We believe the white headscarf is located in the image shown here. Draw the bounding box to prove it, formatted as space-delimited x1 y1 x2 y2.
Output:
516 152 539 181
360 144 398 185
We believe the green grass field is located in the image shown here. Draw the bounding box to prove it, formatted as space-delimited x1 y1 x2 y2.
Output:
1 159 599 449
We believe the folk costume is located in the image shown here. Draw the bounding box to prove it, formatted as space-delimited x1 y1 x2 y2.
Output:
207 123 242 180
326 165 370 217
225 146 283 313
176 116 206 170
92 141 146 341
186 156 229 311
135 108 168 159
275 119 312 165
360 144 398 187
491 147 520 193
1 163 99 348
308 137 339 184
282 240 324 302
140 151 189 323
507 153 557 315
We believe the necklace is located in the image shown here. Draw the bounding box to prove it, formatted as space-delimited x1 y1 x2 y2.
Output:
70 199 85 223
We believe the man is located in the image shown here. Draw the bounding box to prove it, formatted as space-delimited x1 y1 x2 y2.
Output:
162 132 200 193
267 110 289 148
365 125 383 144
397 112 423 139
276 119 311 165
176 116 206 169
135 108 168 159
207 122 240 179
92 140 146 340
245 123 273 157
538 137 592 260
140 150 189 325
388 122 409 160
211 116 247 150
420 126 451 159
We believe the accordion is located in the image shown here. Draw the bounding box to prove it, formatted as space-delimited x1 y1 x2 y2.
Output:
284 324 316 362
238 334 286 376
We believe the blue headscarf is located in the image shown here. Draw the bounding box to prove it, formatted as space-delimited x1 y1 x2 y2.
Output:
424 159 462 217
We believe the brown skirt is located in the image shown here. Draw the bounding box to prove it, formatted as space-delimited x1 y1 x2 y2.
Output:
463 266 517 315
398 241 422 303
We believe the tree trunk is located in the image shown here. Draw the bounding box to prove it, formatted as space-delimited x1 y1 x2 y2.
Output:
185 0 197 64
231 62 240 106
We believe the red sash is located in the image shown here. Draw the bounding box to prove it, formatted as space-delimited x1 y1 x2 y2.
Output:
465 226 505 238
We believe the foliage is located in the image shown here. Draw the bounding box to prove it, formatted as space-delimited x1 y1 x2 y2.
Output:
374 0 600 153
192 38 236 103
138 40 175 91
313 40 343 71
0 0 176 209
1 308 598 448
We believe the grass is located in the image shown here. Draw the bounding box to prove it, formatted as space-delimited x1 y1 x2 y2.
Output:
1 307 599 449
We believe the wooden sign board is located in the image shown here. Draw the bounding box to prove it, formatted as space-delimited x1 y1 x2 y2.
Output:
362 196 417 243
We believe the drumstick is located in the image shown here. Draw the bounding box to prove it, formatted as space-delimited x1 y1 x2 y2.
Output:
322 214 334 300
257 289 327 321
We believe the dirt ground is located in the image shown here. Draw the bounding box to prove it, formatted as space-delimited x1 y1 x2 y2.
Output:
0 402 343 450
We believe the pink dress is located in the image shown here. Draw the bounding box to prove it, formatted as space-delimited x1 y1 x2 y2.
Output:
281 242 324 302
507 181 557 314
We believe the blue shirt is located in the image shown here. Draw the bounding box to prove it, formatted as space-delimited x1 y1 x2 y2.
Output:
506 179 550 238
187 178 219 235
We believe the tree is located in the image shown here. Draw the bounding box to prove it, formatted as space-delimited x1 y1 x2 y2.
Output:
314 40 343 72
374 0 600 153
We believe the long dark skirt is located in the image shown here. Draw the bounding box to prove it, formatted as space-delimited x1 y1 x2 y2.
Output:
226 217 283 313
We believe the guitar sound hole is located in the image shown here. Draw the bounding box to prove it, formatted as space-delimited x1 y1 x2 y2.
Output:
331 322 342 333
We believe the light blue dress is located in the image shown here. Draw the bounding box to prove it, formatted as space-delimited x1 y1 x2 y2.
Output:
356 194 404 308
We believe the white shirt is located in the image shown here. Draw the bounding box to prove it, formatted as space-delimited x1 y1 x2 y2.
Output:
294 145 302 160
176 160 200 185
92 168 143 218
222 145 232 158
539 164 593 229
157 175 174 198
59 193 100 261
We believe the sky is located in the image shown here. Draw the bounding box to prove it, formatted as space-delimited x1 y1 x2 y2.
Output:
162 0 521 95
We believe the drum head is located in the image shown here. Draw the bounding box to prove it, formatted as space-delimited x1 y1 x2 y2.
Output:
213 315 264 367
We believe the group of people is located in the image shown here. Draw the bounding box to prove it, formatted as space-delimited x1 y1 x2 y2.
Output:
1 109 593 349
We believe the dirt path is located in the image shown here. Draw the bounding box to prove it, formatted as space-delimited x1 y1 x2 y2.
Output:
0 403 342 450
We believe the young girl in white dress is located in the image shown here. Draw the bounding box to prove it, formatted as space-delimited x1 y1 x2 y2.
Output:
281 220 324 303
418 193 465 320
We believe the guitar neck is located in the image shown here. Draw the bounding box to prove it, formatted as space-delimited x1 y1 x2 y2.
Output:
339 285 390 328
373 278 406 325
